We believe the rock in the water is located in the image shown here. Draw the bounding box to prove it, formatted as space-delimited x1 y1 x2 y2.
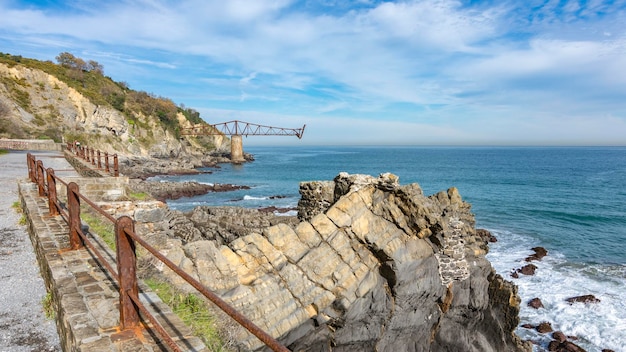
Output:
518 264 538 276
552 331 567 343
528 297 544 309
477 228 498 243
525 246 548 262
566 295 601 304
548 340 586 352
128 179 249 201
537 321 553 334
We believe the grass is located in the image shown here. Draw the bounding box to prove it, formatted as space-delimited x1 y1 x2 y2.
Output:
11 201 22 212
41 292 55 319
11 201 27 225
129 191 150 201
81 209 116 250
0 149 8 155
144 278 230 351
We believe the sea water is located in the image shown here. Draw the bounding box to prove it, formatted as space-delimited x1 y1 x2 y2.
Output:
152 146 626 351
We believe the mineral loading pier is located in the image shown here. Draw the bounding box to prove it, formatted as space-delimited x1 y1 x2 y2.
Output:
181 120 306 162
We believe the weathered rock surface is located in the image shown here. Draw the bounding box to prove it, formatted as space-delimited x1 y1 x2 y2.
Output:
128 179 250 201
134 172 530 352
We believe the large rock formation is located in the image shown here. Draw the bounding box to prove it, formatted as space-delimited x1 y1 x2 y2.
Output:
136 173 530 352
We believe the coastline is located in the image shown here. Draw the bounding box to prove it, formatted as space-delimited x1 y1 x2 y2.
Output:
154 145 626 352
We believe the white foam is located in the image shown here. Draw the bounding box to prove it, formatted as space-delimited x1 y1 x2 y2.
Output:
486 229 626 351
243 195 267 200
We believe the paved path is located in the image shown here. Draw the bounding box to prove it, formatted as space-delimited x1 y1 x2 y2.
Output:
0 150 75 352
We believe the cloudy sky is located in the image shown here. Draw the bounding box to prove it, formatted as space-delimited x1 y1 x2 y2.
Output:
1 0 625 146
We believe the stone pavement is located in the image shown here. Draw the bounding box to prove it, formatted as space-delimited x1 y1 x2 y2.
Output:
2 150 208 351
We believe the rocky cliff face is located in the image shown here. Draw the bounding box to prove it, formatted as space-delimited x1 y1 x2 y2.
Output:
135 172 530 352
0 62 229 160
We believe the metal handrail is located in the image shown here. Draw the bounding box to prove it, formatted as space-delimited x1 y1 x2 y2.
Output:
25 153 289 352
65 142 119 177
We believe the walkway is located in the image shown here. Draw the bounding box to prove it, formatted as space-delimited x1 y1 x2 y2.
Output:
0 150 71 352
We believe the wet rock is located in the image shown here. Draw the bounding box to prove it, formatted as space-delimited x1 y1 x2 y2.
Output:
552 331 567 343
566 295 600 304
476 228 498 243
518 264 538 276
528 297 544 309
548 340 586 352
525 247 548 262
536 322 553 334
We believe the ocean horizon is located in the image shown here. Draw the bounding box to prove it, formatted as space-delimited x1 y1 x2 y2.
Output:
152 145 626 351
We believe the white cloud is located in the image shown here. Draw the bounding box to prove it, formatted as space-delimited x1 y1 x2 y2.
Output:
1 0 626 145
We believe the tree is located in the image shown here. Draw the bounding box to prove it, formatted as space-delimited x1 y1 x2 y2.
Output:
87 60 104 75
56 52 85 70
56 52 104 74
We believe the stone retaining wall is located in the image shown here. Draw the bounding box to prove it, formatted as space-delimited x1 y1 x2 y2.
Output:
18 181 207 352
0 138 62 151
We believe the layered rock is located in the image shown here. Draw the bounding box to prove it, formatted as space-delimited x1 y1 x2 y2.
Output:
138 173 530 352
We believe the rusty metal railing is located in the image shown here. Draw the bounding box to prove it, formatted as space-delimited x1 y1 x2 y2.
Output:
26 153 290 352
65 142 119 177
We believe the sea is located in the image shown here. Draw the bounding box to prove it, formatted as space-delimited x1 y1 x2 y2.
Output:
151 146 626 352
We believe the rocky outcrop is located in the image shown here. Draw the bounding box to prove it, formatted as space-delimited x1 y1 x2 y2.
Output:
134 172 530 351
128 179 250 201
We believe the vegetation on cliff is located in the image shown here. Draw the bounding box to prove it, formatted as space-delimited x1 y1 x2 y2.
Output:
0 52 225 157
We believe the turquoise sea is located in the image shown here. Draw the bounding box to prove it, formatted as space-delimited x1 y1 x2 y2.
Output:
153 146 626 351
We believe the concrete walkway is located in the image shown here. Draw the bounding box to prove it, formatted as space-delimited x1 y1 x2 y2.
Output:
0 150 69 352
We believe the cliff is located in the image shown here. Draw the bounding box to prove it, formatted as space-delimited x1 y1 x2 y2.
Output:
0 53 229 163
130 172 530 352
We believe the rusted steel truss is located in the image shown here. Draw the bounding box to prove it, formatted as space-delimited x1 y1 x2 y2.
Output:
181 120 306 139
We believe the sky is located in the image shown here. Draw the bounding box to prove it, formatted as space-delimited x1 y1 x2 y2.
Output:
1 0 625 146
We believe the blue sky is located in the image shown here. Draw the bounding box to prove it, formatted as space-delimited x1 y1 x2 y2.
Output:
1 0 625 146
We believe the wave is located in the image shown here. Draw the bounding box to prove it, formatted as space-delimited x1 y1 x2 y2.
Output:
486 229 626 351
243 195 268 200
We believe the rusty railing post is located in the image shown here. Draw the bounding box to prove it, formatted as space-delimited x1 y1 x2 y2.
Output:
113 154 119 177
36 160 46 196
91 148 96 165
104 152 110 173
97 150 102 169
116 216 140 329
27 153 35 182
47 168 59 216
67 182 83 249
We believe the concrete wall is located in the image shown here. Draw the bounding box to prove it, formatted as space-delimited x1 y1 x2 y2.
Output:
0 139 62 151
